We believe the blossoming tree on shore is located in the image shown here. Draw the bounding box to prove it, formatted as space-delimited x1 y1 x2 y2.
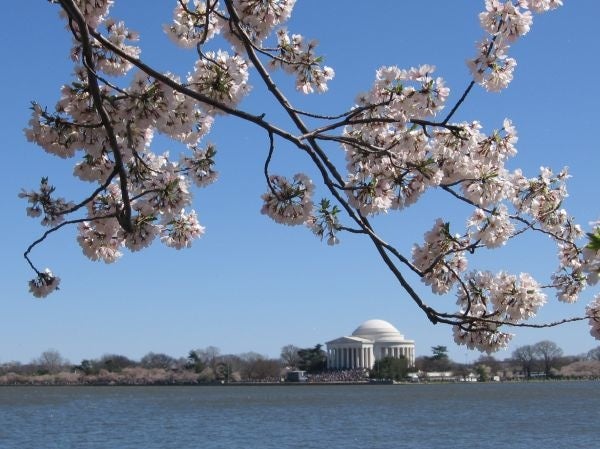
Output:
21 0 600 352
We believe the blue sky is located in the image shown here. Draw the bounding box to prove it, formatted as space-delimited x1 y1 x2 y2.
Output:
1 1 598 364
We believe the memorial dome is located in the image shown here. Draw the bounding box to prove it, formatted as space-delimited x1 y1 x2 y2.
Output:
351 319 405 342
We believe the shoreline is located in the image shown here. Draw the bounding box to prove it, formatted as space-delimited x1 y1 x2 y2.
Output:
1 378 597 387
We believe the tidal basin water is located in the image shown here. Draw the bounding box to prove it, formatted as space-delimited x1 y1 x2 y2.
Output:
1 382 598 449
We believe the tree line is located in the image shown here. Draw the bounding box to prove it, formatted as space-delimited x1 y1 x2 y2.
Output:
2 341 600 385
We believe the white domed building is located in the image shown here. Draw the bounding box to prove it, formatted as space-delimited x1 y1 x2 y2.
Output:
325 319 415 369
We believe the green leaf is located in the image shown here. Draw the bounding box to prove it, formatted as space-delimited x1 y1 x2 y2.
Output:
586 230 600 251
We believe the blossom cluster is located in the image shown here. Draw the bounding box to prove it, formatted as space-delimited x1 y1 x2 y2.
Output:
19 178 74 227
60 0 113 29
468 0 563 92
452 270 546 352
165 0 296 50
260 174 314 225
412 219 469 295
343 65 449 215
586 294 600 340
270 29 335 93
28 269 61 299
164 0 223 48
228 0 296 45
188 50 251 113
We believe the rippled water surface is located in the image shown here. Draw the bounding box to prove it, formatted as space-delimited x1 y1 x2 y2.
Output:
1 382 598 448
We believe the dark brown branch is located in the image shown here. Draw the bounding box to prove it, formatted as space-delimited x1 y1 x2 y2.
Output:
24 213 117 275
59 0 133 232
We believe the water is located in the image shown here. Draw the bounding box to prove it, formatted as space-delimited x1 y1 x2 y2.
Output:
0 382 598 449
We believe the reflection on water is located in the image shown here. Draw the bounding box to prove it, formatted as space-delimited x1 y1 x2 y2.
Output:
0 382 598 449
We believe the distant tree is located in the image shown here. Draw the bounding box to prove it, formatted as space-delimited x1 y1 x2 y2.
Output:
35 349 68 374
560 360 600 378
416 346 451 372
475 364 491 382
533 340 563 377
77 359 99 375
239 353 281 381
475 355 500 374
431 346 449 360
191 346 221 369
452 363 471 381
280 344 301 369
220 354 245 381
297 344 327 373
140 352 176 370
371 356 408 381
512 345 536 379
186 350 205 373
213 362 231 382
198 366 216 383
587 346 600 361
98 354 136 373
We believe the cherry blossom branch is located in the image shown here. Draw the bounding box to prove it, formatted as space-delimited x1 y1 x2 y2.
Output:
23 0 595 351
24 214 117 274
59 0 133 232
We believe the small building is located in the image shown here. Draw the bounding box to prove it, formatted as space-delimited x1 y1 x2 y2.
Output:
286 370 308 382
326 319 415 370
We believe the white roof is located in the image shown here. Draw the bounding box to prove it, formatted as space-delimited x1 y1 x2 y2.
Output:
326 336 373 345
351 319 406 343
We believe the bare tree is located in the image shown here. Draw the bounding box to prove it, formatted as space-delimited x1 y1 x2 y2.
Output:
238 352 281 381
280 344 301 369
512 345 536 379
140 352 176 370
533 341 563 377
35 349 68 374
587 346 600 361
191 346 221 369
98 354 136 372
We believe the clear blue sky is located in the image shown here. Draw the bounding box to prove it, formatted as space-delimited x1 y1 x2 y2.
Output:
1 1 598 365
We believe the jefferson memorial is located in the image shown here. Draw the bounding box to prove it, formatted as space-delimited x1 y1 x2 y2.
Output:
326 319 415 369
